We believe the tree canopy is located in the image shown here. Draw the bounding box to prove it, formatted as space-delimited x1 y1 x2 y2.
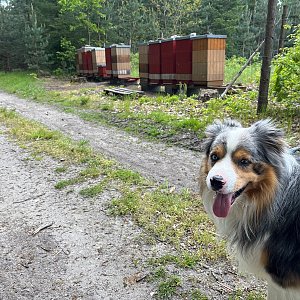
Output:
0 0 299 72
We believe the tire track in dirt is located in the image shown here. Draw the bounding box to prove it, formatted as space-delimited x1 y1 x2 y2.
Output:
0 91 201 191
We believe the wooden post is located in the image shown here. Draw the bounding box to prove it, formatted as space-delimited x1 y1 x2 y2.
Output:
278 5 288 52
257 0 277 114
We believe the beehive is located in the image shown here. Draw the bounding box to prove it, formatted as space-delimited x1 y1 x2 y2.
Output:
161 37 176 84
138 42 149 79
75 49 81 74
105 47 112 78
175 35 193 83
148 40 161 84
91 47 106 74
110 44 131 78
192 35 226 87
78 46 94 75
98 65 108 78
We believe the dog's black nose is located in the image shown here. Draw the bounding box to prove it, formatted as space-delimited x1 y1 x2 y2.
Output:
210 175 225 191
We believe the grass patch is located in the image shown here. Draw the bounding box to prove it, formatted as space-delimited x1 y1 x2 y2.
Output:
111 187 226 261
55 177 85 189
79 179 108 197
0 71 298 147
55 166 68 173
157 275 181 299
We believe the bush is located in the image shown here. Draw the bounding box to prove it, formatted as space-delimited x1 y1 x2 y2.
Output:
271 25 300 105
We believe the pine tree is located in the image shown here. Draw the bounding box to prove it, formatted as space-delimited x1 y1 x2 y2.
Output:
24 4 50 72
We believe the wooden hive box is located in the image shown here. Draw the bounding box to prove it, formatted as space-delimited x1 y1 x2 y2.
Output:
148 40 161 84
161 37 176 84
138 42 149 80
191 35 226 87
105 46 112 78
78 46 94 75
175 35 193 83
91 47 106 74
110 44 131 78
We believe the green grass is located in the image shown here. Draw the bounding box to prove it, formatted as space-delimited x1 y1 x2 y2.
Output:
224 55 261 85
0 70 298 146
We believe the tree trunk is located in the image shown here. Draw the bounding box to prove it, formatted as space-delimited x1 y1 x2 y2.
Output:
278 5 288 52
257 0 277 114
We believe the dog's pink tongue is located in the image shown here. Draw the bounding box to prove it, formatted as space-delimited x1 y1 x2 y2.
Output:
213 193 233 218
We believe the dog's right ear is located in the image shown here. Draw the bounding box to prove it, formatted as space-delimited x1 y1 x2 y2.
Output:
203 119 242 155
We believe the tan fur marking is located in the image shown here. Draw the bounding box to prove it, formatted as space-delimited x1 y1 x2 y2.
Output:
260 248 269 267
210 144 226 162
280 273 300 288
232 149 252 162
245 164 277 215
199 156 209 193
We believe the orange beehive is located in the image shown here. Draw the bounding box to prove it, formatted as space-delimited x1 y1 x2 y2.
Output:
91 47 106 74
191 34 226 87
110 44 131 78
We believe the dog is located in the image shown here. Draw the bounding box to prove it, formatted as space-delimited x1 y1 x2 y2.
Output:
199 119 300 299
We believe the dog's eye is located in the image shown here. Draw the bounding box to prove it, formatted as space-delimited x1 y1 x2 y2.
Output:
210 154 219 162
239 159 251 167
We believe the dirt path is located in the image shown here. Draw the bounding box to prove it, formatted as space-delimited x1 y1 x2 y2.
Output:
0 91 201 191
0 134 165 299
0 91 266 299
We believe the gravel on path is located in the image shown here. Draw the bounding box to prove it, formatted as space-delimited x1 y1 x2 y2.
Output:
0 134 163 299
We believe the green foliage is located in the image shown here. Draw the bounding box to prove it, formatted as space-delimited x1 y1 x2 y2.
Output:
130 52 139 77
271 25 300 105
56 38 76 74
24 6 50 72
157 275 181 300
225 55 261 84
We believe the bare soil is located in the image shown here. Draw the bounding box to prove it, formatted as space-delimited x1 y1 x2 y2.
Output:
0 90 266 299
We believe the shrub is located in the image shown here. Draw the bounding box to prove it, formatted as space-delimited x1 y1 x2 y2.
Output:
271 25 300 105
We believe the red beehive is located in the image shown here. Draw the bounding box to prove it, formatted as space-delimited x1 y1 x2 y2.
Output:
138 42 149 87
175 35 193 84
86 50 93 75
148 40 161 84
98 65 108 78
105 46 112 78
161 37 176 84
79 46 94 75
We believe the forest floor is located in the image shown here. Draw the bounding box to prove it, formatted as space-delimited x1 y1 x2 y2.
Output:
0 84 267 300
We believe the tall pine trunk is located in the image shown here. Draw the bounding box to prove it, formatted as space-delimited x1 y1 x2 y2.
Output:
257 0 277 114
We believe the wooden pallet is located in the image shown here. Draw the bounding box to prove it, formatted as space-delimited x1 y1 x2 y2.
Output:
104 87 144 96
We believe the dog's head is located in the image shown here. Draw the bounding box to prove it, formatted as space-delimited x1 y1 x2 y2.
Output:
200 119 285 218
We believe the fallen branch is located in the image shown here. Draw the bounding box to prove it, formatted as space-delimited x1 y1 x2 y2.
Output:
13 192 46 204
32 222 53 236
220 40 265 99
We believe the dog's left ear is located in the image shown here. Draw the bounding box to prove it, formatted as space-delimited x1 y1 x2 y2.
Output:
203 119 242 155
250 119 285 163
